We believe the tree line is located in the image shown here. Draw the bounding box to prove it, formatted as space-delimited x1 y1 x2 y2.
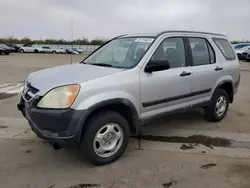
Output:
0 37 106 45
0 37 249 45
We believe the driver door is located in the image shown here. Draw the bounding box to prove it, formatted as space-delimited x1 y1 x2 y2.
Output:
140 37 192 119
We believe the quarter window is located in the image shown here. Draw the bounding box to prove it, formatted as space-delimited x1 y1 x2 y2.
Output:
213 38 236 60
188 38 215 66
152 37 186 68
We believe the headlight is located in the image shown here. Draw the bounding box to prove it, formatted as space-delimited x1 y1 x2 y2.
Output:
37 85 80 109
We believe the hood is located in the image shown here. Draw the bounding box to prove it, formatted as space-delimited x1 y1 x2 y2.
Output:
26 63 123 95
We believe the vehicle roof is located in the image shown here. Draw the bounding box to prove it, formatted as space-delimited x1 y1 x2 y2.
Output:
235 43 250 45
120 30 225 38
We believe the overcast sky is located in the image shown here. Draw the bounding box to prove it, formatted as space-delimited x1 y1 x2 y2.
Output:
0 0 249 41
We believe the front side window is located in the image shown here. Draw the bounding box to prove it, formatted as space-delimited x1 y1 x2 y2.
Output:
151 37 186 68
213 38 236 60
83 37 154 69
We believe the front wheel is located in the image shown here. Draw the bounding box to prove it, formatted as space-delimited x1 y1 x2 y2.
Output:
204 88 229 122
0 51 5 55
80 111 130 165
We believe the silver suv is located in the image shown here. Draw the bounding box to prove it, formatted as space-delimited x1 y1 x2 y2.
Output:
17 31 240 165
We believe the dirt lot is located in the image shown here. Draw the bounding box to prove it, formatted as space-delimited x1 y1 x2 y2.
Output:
0 53 250 188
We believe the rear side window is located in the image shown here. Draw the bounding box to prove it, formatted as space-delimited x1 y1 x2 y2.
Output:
213 38 236 60
188 38 215 66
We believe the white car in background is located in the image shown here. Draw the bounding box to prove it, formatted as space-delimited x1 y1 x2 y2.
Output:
242 49 250 62
235 46 250 60
59 48 66 54
41 46 61 54
19 44 44 53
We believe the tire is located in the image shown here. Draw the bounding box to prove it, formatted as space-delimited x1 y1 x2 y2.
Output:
19 49 24 53
52 51 56 54
0 51 5 55
34 49 38 53
204 88 229 122
80 111 130 166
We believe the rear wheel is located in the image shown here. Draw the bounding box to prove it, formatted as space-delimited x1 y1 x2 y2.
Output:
0 51 5 55
52 51 56 54
34 49 39 53
19 49 24 53
80 111 130 165
204 88 229 122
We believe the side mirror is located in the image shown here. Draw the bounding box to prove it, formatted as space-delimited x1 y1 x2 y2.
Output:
145 59 170 73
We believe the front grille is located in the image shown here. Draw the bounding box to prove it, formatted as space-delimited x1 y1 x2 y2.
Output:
24 92 32 101
22 83 39 102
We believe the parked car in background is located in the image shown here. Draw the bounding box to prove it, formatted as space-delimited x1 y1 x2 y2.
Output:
5 44 16 52
234 43 250 49
66 49 79 54
59 48 66 54
242 50 250 62
235 46 250 60
41 46 61 54
19 44 44 53
0 44 12 55
72 48 83 53
7 44 21 52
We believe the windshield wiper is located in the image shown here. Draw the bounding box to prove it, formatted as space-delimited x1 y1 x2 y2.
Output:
90 63 113 67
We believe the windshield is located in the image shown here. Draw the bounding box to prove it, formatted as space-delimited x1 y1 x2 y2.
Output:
83 37 154 68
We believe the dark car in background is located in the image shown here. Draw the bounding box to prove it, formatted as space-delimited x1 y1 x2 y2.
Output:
0 44 12 55
72 48 83 53
66 49 79 54
6 44 20 53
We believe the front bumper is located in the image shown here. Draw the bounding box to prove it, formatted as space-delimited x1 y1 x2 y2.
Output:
17 96 84 148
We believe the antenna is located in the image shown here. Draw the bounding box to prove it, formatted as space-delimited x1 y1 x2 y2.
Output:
70 20 73 64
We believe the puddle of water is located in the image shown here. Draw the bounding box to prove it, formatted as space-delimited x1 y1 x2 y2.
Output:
69 184 100 188
200 163 217 169
162 180 178 188
48 184 55 188
180 143 198 150
137 134 232 148
136 133 250 150
0 125 8 129
25 150 31 153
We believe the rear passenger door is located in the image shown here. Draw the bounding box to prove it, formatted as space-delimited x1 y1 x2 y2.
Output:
140 37 192 119
186 37 221 105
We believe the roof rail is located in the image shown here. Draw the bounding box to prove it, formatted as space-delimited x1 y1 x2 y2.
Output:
156 30 225 37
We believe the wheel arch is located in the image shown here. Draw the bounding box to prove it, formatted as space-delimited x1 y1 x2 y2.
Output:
214 80 234 103
75 98 140 146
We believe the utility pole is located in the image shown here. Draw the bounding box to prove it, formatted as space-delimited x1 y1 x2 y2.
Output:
70 20 73 64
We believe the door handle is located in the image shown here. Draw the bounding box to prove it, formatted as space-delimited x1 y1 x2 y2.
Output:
180 71 191 77
215 66 223 71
